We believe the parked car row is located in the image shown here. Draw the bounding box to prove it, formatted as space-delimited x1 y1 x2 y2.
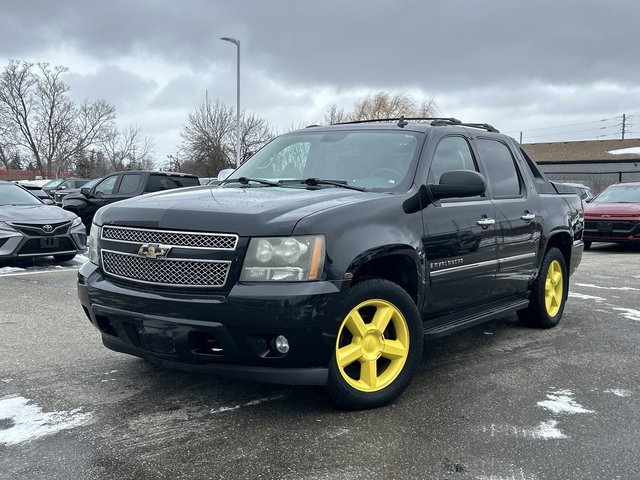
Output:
2 171 199 261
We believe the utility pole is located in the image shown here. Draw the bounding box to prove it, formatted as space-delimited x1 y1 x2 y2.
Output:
519 131 523 144
621 113 626 140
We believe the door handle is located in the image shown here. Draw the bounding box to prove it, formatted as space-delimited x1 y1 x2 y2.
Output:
477 218 496 227
521 213 536 221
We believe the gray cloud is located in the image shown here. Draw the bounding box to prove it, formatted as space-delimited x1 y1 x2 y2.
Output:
66 65 157 111
1 0 638 155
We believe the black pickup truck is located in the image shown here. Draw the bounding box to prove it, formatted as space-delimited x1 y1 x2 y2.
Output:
63 170 199 231
77 118 584 409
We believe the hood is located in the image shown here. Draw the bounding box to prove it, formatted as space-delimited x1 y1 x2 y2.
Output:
584 202 640 216
95 185 378 236
0 204 78 223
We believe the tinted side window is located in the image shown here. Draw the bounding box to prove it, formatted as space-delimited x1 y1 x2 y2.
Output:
145 175 198 193
428 136 478 184
94 176 118 195
476 139 522 198
117 174 143 194
166 176 200 187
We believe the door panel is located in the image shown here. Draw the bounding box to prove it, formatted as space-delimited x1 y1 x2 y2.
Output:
493 198 542 295
422 200 498 316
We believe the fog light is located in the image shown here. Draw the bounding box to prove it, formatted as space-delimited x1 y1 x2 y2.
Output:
274 335 290 354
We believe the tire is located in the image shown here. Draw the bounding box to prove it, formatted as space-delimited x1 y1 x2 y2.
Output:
326 278 423 410
53 253 77 262
583 240 592 250
517 247 567 329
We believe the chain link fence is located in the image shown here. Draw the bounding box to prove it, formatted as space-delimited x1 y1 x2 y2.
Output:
541 170 640 195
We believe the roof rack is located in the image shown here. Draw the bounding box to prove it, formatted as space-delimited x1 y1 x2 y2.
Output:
332 116 462 127
331 116 499 132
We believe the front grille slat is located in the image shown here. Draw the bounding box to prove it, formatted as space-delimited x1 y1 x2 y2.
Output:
102 226 238 250
102 250 230 287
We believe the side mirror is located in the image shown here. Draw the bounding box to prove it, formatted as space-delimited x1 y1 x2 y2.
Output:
42 198 56 205
428 170 486 200
217 168 234 181
80 187 92 197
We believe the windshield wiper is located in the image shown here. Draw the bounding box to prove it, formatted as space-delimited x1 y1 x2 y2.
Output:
279 178 367 192
228 177 280 187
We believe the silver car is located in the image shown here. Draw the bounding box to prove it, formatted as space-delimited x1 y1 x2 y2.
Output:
0 181 87 262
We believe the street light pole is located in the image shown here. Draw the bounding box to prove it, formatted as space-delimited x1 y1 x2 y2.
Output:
221 37 241 168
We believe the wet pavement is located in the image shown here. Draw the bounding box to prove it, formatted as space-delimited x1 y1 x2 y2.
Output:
1 244 639 479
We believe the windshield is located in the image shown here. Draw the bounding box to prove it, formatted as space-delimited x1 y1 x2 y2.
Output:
225 130 421 192
0 183 43 205
594 184 640 203
83 178 101 189
43 179 65 189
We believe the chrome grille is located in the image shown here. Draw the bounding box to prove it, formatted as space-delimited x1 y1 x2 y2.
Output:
102 226 238 250
101 250 230 287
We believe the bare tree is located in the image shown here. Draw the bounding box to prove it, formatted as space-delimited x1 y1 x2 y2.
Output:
237 112 274 163
324 91 438 124
180 99 235 177
0 60 116 177
101 125 155 171
324 104 347 125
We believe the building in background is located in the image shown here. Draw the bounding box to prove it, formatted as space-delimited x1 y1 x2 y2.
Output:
523 139 640 194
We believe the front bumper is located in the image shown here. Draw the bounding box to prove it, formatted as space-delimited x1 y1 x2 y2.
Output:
0 223 87 259
77 262 349 385
583 218 640 243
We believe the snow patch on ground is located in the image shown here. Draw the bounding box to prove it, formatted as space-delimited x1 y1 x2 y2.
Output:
537 390 594 415
527 420 567 440
576 283 640 292
0 395 93 446
483 421 566 440
605 388 633 397
0 266 26 275
612 308 640 322
608 147 640 155
569 292 606 302
210 394 288 414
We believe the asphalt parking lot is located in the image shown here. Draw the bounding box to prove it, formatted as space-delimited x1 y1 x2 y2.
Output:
1 245 639 480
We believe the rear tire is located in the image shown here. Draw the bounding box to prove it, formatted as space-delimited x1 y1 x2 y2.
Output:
517 247 567 329
326 278 423 410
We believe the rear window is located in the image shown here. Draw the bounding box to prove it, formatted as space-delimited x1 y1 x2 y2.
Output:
145 175 199 193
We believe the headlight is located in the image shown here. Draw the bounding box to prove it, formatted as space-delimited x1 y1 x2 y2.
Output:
88 223 101 265
0 221 18 233
240 235 325 282
71 216 83 228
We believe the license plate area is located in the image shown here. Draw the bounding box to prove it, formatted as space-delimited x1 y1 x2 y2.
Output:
597 221 612 232
138 326 175 354
40 237 60 248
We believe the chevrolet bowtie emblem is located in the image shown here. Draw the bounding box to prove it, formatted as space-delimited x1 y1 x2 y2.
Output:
138 243 171 259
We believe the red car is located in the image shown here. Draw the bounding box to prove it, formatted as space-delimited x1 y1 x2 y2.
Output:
583 182 640 249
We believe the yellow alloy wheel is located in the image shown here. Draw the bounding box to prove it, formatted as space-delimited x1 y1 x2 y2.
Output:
335 299 410 393
544 260 564 317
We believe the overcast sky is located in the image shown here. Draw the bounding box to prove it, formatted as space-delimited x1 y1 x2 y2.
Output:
2 0 639 162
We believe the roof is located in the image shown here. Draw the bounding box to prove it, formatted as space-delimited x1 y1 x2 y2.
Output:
523 138 640 163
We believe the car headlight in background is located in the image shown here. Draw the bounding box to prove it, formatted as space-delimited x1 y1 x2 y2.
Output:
88 223 101 265
0 222 18 234
70 216 83 228
240 235 325 282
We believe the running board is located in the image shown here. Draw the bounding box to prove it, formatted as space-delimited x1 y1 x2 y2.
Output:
423 297 529 339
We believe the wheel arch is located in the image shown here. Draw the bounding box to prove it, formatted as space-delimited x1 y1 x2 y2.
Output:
348 247 422 305
543 230 572 275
